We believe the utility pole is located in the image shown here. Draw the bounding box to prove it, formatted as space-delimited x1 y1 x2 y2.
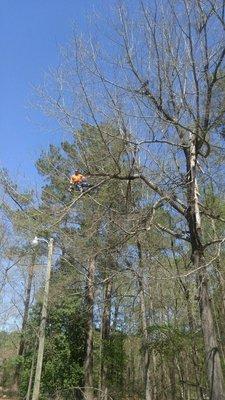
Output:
31 238 53 400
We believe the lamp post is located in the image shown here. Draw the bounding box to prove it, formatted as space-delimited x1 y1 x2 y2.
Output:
30 237 53 400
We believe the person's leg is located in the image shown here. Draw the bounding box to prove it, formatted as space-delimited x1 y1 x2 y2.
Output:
81 181 88 188
81 182 89 192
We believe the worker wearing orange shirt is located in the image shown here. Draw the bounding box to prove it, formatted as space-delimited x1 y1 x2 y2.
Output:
69 170 89 192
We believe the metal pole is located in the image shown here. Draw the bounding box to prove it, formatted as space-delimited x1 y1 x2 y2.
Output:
31 238 53 400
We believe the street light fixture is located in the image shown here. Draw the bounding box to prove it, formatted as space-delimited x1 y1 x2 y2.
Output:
31 237 49 246
29 237 54 400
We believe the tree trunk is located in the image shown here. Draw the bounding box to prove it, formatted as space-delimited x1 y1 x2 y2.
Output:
14 253 35 390
211 221 225 317
26 339 38 400
216 257 225 320
211 295 225 365
197 265 225 400
137 241 152 400
186 135 225 399
168 358 176 400
184 289 205 400
112 302 119 332
84 258 96 400
100 276 112 400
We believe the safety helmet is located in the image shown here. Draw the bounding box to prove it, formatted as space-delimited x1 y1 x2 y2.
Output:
75 169 79 174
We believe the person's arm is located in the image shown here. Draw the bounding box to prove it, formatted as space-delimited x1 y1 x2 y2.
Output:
70 175 75 184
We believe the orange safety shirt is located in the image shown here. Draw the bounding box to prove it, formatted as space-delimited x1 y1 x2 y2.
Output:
70 174 86 184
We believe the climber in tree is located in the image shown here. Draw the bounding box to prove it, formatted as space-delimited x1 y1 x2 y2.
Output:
69 170 89 192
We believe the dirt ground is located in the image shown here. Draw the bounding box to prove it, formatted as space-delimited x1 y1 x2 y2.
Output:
0 397 17 400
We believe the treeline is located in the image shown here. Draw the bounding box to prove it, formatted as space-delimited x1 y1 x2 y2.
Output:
0 1 225 400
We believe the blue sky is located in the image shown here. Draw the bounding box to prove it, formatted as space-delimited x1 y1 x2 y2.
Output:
0 0 109 330
0 0 106 187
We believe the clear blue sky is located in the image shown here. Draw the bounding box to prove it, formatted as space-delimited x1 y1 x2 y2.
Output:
0 0 105 187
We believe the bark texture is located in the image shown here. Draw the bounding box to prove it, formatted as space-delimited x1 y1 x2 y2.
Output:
84 258 96 400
